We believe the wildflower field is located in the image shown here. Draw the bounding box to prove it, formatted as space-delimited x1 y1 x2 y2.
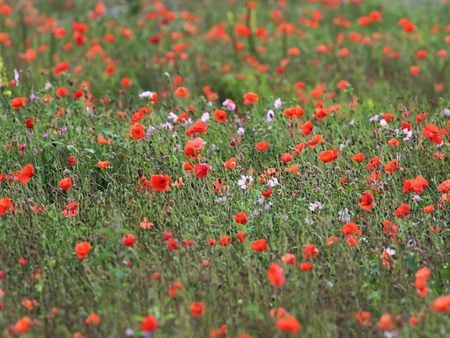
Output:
0 0 449 337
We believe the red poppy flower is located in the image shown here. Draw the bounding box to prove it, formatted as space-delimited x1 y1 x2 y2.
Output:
11 97 28 109
243 92 259 105
319 149 339 163
250 239 268 252
129 123 145 140
341 222 358 236
121 77 132 88
184 138 204 157
0 197 14 216
219 235 232 247
194 163 212 178
213 109 227 122
303 243 319 259
25 118 35 129
122 234 136 247
13 164 35 185
174 87 189 98
281 253 296 265
359 190 375 211
438 180 450 193
431 294 450 312
395 203 410 218
352 153 365 162
422 123 446 145
403 176 429 195
186 120 207 136
190 302 205 318
384 159 400 174
53 61 69 75
151 175 171 192
75 242 91 260
377 313 396 331
224 157 237 170
63 201 79 218
167 238 179 250
355 311 372 326
236 231 246 243
415 266 431 298
68 156 77 166
267 263 285 287
366 156 380 170
235 24 251 37
276 315 301 333
299 262 313 271
306 135 324 148
300 120 313 136
10 317 32 335
85 313 101 326
234 212 248 224
280 153 293 163
56 86 69 97
255 141 269 152
140 315 158 332
58 177 73 191
96 161 110 169
284 105 304 118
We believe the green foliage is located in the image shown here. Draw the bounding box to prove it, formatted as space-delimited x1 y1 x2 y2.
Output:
0 1 448 337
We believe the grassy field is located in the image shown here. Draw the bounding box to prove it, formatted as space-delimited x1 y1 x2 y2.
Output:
0 0 449 337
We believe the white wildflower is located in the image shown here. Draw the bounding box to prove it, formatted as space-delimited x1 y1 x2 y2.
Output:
139 90 153 98
201 112 210 122
338 208 351 223
369 115 379 122
266 177 279 188
274 98 282 109
385 247 396 256
238 175 253 190
412 194 421 202
308 201 324 212
402 129 413 141
14 69 20 84
161 122 172 130
167 112 178 122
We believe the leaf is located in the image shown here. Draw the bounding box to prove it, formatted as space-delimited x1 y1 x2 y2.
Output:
66 144 79 153
406 253 417 273
444 265 450 279
93 252 115 263
84 148 96 154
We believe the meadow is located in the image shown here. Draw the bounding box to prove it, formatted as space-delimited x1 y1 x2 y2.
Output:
0 0 449 337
